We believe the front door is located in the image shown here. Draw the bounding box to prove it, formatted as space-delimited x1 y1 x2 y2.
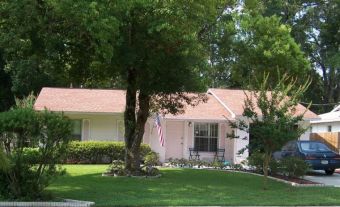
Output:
165 121 184 159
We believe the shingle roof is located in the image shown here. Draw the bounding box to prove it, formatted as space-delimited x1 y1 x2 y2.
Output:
208 88 318 119
34 88 126 113
34 87 318 120
164 93 233 120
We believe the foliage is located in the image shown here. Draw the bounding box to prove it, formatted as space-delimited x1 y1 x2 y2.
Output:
229 73 310 189
167 158 230 169
66 141 152 164
0 0 229 174
0 51 14 112
144 151 160 167
252 0 340 113
0 146 9 172
209 7 310 88
141 151 161 176
211 160 225 169
229 163 244 171
247 152 279 175
0 105 72 199
280 156 310 178
106 160 125 176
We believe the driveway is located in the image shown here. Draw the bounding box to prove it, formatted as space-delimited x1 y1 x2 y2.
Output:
304 170 340 187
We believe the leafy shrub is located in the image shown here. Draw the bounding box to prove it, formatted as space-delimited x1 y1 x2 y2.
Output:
280 156 309 178
142 166 160 176
22 148 40 164
230 163 244 171
66 141 152 164
211 160 225 169
187 159 210 168
144 151 160 167
247 152 279 174
106 160 125 176
0 147 9 172
141 152 161 176
0 107 72 200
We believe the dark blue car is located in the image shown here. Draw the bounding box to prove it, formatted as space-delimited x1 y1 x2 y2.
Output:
274 140 340 175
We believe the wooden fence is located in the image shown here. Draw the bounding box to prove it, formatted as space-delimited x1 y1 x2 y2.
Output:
310 132 340 152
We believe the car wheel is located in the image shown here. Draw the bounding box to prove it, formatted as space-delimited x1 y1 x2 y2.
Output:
325 169 335 175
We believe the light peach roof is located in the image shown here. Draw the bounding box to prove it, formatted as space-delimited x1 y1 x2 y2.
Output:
209 88 318 119
34 88 126 113
34 87 318 120
165 93 233 120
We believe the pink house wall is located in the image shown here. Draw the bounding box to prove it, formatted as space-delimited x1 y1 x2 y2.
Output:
144 119 238 163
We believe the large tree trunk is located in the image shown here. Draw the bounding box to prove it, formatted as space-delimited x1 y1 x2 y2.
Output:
124 69 137 174
124 68 150 175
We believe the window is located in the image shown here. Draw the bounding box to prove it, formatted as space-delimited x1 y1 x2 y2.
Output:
117 120 125 141
194 123 218 152
72 120 82 140
328 125 332 132
300 142 331 152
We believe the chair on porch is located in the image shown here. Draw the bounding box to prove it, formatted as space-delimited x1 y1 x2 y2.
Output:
214 148 225 163
189 148 200 160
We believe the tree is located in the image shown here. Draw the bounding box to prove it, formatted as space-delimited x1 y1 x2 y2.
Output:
109 1 227 174
229 74 310 189
209 10 310 88
252 0 340 112
0 50 14 111
0 101 72 199
0 0 231 175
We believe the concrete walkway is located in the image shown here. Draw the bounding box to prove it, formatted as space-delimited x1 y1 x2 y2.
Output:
304 170 340 187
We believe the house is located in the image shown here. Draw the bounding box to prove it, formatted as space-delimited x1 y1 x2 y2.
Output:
310 105 340 152
34 87 318 163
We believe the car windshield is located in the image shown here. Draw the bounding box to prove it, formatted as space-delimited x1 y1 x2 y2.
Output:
300 142 332 152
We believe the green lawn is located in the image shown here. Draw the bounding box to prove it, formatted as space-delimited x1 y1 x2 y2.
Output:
47 165 340 206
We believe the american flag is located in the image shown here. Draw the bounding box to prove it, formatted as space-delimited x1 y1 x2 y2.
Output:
155 114 164 147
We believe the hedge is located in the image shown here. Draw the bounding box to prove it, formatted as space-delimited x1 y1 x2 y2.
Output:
65 141 152 164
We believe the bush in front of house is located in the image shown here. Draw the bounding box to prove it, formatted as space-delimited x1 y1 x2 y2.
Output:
0 107 72 200
280 156 310 178
247 152 309 177
247 151 279 175
141 151 161 176
66 141 152 164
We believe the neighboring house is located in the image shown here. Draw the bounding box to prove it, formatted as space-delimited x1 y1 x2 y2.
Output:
310 105 340 152
34 87 318 163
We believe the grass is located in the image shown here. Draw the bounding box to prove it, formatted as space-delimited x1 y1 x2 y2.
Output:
47 165 340 206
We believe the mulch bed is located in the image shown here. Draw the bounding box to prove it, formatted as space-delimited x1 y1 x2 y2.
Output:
271 174 320 184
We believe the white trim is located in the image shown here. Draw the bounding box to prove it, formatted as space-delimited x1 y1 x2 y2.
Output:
207 89 236 118
311 119 340 124
165 117 233 122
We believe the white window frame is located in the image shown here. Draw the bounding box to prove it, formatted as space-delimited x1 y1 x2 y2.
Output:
193 122 219 152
